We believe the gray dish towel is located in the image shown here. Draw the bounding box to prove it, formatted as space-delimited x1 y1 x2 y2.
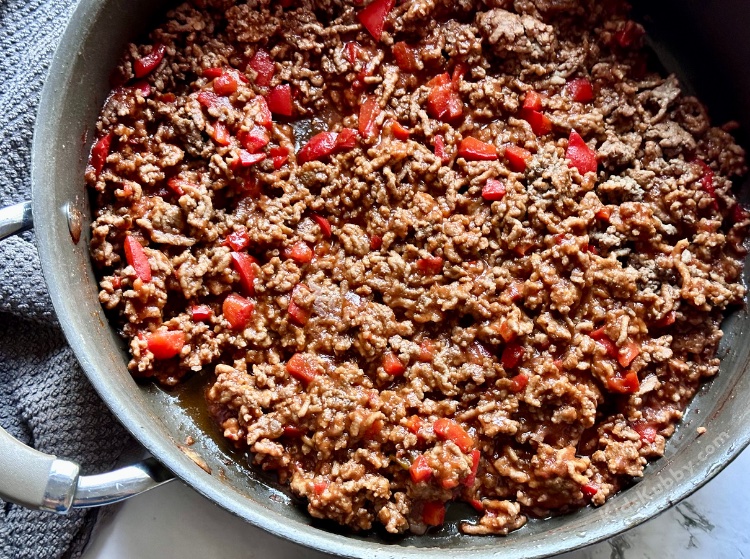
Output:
0 0 136 557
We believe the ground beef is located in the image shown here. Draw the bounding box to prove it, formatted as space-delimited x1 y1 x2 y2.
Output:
87 0 749 536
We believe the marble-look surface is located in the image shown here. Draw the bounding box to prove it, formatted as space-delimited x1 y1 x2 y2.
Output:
82 447 749 559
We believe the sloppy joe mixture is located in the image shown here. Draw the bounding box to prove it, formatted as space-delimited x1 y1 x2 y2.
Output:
87 0 748 535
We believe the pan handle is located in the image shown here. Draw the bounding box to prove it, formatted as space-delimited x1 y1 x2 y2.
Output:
0 201 175 512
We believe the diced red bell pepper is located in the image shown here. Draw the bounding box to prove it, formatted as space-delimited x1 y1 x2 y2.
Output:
239 126 269 153
433 418 474 452
440 478 459 490
506 281 524 302
230 150 266 171
124 235 152 282
90 133 113 178
590 327 618 358
427 75 463 122
595 207 612 222
213 70 240 95
345 41 364 64
287 353 317 384
313 480 329 495
197 90 232 112
255 96 273 129
566 130 597 175
469 499 484 512
654 310 676 327
734 204 747 223
452 62 469 88
370 234 382 250
166 177 195 196
203 67 223 79
288 284 311 326
520 108 552 136
458 137 498 161
298 131 338 164
405 415 423 435
282 425 305 437
581 483 599 498
383 352 406 376
482 179 506 202
504 145 532 172
613 20 644 48
336 128 359 150
417 256 444 275
270 146 289 170
501 342 524 369
312 214 332 238
523 90 543 111
146 330 185 360
190 304 213 322
633 421 658 443
567 78 594 103
134 44 166 78
223 293 255 330
618 339 640 368
357 0 395 41
266 84 293 117
225 229 250 252
249 49 275 87
463 449 481 487
608 370 640 394
393 42 420 72
433 134 450 164
389 120 411 140
284 241 314 263
696 160 719 209
509 373 528 393
132 80 151 97
419 339 437 362
230 252 257 296
359 96 380 140
409 455 432 483
423 501 446 526
209 121 232 146
498 321 516 343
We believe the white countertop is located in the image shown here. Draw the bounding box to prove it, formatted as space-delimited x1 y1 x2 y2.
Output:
82 446 750 559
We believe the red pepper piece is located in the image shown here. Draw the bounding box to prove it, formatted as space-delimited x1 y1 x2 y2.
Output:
405 415 423 435
469 499 484 512
298 131 338 164
501 342 524 369
213 71 240 95
452 62 469 88
696 160 719 209
581 483 599 498
166 177 195 196
567 78 594 103
313 480 329 495
423 501 446 526
223 293 254 330
225 229 250 252
389 120 411 140
255 96 273 129
90 133 113 178
239 126 269 153
209 121 232 146
498 320 516 343
266 84 293 117
270 146 289 169
504 145 532 172
416 256 444 275
458 137 498 161
433 418 474 452
230 252 257 296
608 370 640 394
393 42 420 72
614 20 644 48
345 41 363 64
203 67 223 79
287 353 317 384
633 421 658 443
146 330 185 360
197 90 232 112
427 74 463 122
357 0 395 41
654 310 676 328
419 339 437 362
383 352 406 376
433 134 450 164
312 214 332 238
190 304 213 322
132 80 151 97
509 373 528 393
595 207 612 222
369 234 382 251
288 285 311 326
618 339 640 368
482 179 506 202
506 281 524 302
134 44 166 78
284 241 314 264
523 90 543 111
124 235 152 282
590 327 618 359
336 128 359 150
409 455 432 483
566 130 597 175
282 425 304 437
249 49 275 87
520 108 552 136
734 204 748 223
359 96 380 140
463 449 481 487
230 150 266 171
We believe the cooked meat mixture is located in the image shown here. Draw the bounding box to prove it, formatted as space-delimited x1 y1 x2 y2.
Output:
87 0 749 535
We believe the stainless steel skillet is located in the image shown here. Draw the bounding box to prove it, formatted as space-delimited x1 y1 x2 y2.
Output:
1 0 749 557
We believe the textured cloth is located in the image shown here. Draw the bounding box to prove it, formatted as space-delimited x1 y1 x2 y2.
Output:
0 0 135 557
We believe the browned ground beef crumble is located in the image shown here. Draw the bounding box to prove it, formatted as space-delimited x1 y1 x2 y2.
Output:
88 0 749 536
